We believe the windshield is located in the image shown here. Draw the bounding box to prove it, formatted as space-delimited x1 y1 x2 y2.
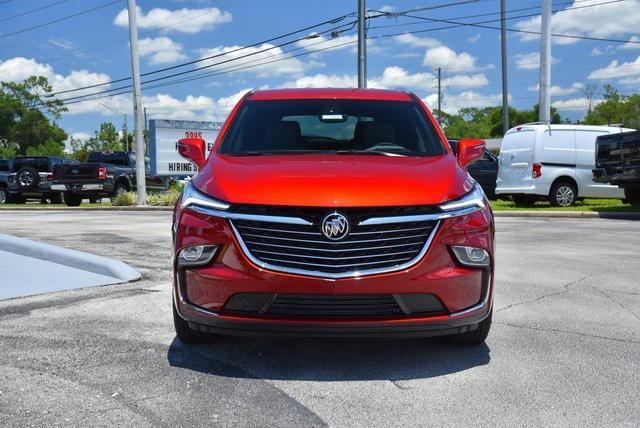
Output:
219 99 445 156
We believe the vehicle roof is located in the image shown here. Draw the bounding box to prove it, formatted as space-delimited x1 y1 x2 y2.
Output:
248 88 415 102
507 123 633 134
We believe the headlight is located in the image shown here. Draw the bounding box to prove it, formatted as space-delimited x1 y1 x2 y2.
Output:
439 183 486 212
181 182 230 211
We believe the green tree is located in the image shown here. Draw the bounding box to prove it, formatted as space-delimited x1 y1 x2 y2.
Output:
25 139 65 156
583 85 640 128
0 76 68 155
86 122 124 152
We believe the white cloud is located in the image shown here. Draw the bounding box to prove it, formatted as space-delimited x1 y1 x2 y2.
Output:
467 34 481 43
514 0 640 45
138 37 187 64
394 33 441 49
423 46 477 72
282 73 356 88
551 97 603 111
527 82 585 96
620 35 640 50
369 66 435 89
198 44 314 77
295 33 358 53
588 56 640 79
591 47 604 56
69 132 92 141
619 76 640 85
513 52 558 70
441 74 489 89
114 6 232 33
423 91 504 114
142 89 249 121
0 57 122 115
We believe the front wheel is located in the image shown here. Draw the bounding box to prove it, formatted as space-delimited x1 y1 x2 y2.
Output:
64 192 82 207
173 302 214 344
624 187 640 208
550 181 577 207
0 187 7 204
449 310 492 345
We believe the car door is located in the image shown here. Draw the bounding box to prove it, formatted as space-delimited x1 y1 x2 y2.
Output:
575 129 624 198
497 127 536 192
469 150 497 197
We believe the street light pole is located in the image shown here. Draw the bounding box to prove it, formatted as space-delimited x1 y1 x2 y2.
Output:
357 0 367 88
126 0 146 205
538 0 552 122
500 0 509 133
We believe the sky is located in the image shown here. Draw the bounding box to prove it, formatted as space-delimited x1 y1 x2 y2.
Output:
1 0 640 143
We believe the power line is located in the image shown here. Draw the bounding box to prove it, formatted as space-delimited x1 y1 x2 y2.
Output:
0 0 72 23
49 38 359 108
0 0 123 39
51 32 357 105
47 16 357 97
369 0 639 45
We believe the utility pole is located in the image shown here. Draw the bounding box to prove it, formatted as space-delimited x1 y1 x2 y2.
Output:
143 107 148 152
538 0 552 122
500 0 509 133
357 0 367 88
436 67 442 125
127 0 146 205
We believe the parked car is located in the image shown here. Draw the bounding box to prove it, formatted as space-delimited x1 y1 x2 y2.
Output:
52 151 179 206
449 140 498 199
496 123 634 206
6 156 77 204
0 170 17 204
593 130 640 207
171 88 494 346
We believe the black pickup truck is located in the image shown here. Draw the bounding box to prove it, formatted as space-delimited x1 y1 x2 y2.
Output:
0 170 17 204
593 130 640 207
52 151 179 206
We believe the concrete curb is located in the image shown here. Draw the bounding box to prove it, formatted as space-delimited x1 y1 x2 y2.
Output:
0 234 141 282
493 211 640 219
1 207 640 219
0 206 173 211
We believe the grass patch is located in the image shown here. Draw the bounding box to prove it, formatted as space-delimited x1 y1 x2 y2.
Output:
490 198 640 212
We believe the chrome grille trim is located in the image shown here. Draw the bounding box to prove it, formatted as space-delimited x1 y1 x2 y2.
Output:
229 220 441 280
187 205 312 225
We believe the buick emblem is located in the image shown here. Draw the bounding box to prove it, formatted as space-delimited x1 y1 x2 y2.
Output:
321 213 349 240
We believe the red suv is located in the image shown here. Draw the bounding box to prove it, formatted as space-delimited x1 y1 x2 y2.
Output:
172 88 494 345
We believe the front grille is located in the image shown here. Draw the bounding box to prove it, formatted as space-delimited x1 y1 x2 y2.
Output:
266 294 403 317
231 211 438 277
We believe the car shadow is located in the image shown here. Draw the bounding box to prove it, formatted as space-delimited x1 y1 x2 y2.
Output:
167 335 490 382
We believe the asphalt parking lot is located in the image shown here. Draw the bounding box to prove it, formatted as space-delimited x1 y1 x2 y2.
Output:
1 211 639 426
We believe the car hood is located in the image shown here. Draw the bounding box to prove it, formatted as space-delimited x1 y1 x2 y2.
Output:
192 154 473 207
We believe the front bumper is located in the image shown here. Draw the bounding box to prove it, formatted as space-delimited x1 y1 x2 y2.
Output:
172 204 494 338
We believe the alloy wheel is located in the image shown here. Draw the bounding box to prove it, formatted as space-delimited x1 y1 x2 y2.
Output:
555 185 575 207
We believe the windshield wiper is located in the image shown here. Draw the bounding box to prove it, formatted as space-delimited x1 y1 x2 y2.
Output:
334 150 407 157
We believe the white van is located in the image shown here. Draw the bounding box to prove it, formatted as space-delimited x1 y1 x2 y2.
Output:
496 124 633 206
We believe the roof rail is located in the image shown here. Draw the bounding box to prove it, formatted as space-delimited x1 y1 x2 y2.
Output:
518 121 552 133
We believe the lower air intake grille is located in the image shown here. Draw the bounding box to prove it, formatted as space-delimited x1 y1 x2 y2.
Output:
266 294 403 317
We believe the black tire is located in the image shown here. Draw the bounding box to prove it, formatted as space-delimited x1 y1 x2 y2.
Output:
112 182 128 198
13 194 27 204
63 192 82 207
549 180 578 207
624 187 640 208
15 167 39 192
449 310 492 345
49 193 63 204
511 195 537 206
173 301 212 344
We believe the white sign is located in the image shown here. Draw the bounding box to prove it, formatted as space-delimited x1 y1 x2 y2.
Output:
149 119 224 176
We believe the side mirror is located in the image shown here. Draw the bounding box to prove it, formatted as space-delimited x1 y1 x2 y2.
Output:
456 139 486 169
178 137 206 169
